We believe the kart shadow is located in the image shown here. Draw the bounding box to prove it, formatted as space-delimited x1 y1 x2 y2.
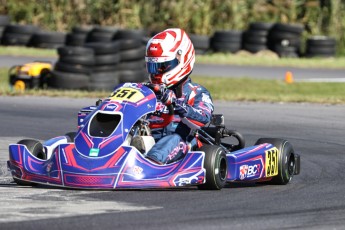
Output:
224 182 268 189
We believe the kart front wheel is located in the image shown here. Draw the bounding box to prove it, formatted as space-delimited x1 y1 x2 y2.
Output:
255 138 298 185
197 145 228 190
14 139 45 186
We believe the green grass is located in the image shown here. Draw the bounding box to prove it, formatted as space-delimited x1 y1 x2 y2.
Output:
194 76 345 104
0 46 57 57
196 52 345 69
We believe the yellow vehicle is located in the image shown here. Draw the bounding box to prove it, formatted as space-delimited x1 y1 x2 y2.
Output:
9 61 52 90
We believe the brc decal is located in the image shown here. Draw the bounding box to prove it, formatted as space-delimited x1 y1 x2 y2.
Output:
239 163 262 180
265 147 279 177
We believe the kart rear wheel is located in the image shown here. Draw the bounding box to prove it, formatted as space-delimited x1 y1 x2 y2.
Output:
197 145 228 190
255 138 296 185
14 139 45 186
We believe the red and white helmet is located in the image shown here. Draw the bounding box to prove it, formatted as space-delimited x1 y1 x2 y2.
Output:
145 28 195 88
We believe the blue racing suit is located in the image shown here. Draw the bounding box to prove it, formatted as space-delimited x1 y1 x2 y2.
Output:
146 77 214 164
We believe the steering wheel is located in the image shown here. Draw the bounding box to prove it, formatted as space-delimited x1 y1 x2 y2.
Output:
143 83 175 129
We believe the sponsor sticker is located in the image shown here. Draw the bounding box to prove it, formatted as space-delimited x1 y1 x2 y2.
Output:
89 148 100 157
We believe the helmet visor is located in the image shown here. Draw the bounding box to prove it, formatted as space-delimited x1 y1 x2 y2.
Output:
146 58 179 75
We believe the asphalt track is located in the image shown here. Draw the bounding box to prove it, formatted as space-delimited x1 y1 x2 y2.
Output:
1 96 345 230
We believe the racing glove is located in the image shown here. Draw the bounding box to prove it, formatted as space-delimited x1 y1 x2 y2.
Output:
174 98 188 118
160 89 176 106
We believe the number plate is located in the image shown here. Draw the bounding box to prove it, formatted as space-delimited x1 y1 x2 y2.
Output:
265 147 279 177
109 88 144 103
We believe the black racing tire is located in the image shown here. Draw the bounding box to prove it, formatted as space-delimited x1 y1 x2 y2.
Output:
30 32 66 44
120 39 144 50
189 34 210 50
113 29 146 40
84 41 121 55
65 33 88 46
90 71 120 83
13 139 45 185
255 138 296 185
1 32 32 46
17 139 46 160
4 24 40 34
57 46 94 56
243 43 268 53
119 69 147 83
268 31 302 42
59 54 95 66
49 70 89 89
243 31 268 44
271 23 304 34
54 61 92 74
249 22 274 31
210 41 242 53
118 59 145 70
94 53 121 65
211 30 243 42
86 31 115 43
197 145 228 190
306 46 336 55
92 64 119 72
120 47 145 61
306 36 336 46
72 26 94 34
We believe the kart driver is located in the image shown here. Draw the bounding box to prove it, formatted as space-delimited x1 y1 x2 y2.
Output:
143 28 214 164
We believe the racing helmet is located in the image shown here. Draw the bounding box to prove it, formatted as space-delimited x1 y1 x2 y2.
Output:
145 28 195 88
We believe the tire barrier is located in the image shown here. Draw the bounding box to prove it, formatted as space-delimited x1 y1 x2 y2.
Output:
65 26 93 47
29 31 66 49
305 36 336 58
1 24 40 46
114 29 147 84
267 23 304 57
0 15 10 41
210 30 243 53
242 22 273 53
189 34 210 55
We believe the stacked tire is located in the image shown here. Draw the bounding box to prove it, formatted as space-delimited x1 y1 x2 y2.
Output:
210 30 242 53
242 22 273 53
0 15 10 41
114 29 147 83
84 42 121 91
29 31 66 49
86 26 118 43
51 46 94 89
189 34 210 55
305 36 336 58
1 24 40 46
268 23 304 57
66 26 93 47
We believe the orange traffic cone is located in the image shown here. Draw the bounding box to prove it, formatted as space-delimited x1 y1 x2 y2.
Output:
285 71 294 84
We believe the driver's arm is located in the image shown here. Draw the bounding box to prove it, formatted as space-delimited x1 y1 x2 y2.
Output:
181 86 214 126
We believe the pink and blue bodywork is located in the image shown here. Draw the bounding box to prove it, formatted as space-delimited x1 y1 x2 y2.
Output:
7 83 280 189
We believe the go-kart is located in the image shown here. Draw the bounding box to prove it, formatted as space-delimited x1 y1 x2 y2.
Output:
7 82 300 190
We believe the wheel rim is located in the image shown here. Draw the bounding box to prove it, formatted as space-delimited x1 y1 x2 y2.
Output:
287 154 295 177
219 157 227 181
